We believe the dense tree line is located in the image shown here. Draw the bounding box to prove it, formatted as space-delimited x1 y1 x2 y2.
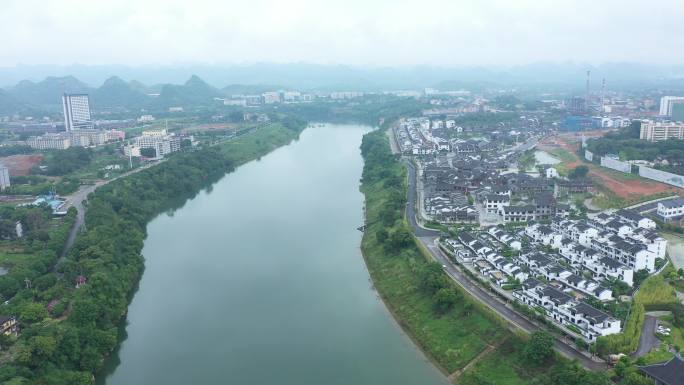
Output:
0 121 305 384
0 145 34 157
39 147 94 176
284 96 429 127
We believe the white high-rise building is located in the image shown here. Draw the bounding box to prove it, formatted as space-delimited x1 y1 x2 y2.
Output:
62 93 93 131
659 96 684 117
0 164 10 191
640 120 684 142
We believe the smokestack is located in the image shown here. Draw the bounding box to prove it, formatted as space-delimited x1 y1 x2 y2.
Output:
600 78 606 116
585 70 591 114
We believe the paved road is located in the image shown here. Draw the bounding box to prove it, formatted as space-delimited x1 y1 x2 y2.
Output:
406 161 439 237
633 315 658 358
54 159 166 269
404 160 606 370
511 137 539 153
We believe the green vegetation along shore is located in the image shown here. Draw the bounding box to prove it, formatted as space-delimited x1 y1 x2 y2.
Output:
358 129 615 385
0 119 305 385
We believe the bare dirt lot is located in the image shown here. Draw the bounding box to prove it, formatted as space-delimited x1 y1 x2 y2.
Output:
0 154 43 176
539 133 684 199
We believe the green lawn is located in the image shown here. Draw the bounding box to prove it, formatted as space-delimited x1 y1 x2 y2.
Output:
218 123 300 165
548 148 578 163
640 344 673 364
457 338 551 385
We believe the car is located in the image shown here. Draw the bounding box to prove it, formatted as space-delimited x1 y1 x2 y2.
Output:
442 264 447 268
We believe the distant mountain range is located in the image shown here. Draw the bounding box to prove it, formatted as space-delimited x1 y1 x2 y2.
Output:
0 74 230 114
2 62 684 115
3 62 684 90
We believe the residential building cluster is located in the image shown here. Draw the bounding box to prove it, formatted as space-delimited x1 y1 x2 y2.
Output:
221 91 317 106
443 208 665 341
25 129 125 150
639 120 684 142
124 129 182 159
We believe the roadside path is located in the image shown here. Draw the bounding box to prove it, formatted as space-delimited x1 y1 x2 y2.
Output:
632 315 659 358
448 339 505 381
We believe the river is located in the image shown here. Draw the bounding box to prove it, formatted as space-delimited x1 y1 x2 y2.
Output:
97 123 449 385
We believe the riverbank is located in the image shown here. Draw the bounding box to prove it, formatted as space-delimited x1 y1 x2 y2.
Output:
358 130 614 385
0 120 306 384
359 131 507 374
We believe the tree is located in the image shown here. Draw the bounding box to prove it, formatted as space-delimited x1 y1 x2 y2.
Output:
569 165 589 179
387 227 412 252
523 330 554 364
609 279 630 297
375 228 388 243
614 356 630 378
419 262 449 295
30 335 57 359
634 269 650 287
622 372 652 385
433 288 458 314
20 302 48 323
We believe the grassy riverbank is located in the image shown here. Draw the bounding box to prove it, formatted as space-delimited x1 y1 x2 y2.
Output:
359 130 614 385
0 119 305 385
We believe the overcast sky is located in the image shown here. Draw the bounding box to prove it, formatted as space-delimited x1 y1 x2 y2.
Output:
3 0 683 67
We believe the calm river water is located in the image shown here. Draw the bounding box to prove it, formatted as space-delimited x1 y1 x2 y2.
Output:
97 124 449 385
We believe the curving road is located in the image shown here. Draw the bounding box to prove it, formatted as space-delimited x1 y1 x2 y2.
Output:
632 315 658 358
54 159 166 269
404 159 607 370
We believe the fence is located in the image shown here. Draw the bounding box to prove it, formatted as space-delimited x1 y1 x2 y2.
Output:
638 166 684 188
600 156 631 173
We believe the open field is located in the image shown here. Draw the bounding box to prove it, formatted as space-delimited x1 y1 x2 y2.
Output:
457 338 551 385
538 134 684 201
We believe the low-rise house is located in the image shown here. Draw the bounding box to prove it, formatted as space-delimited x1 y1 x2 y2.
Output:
526 223 562 248
616 209 657 229
513 282 620 341
638 355 684 385
0 315 18 336
489 270 507 285
657 198 684 222
483 194 510 213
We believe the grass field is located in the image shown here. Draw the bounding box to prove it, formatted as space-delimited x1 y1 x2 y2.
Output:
458 338 549 385
218 123 300 164
547 148 577 163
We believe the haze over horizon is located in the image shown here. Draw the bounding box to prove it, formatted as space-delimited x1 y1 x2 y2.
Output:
4 0 684 68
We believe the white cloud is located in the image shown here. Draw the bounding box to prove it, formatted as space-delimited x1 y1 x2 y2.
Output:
2 0 683 66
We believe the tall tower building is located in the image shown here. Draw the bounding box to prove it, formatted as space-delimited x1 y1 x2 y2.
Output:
62 93 93 131
659 96 684 117
0 163 10 191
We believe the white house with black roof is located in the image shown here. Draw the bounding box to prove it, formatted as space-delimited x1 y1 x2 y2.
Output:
513 280 620 342
657 198 684 222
